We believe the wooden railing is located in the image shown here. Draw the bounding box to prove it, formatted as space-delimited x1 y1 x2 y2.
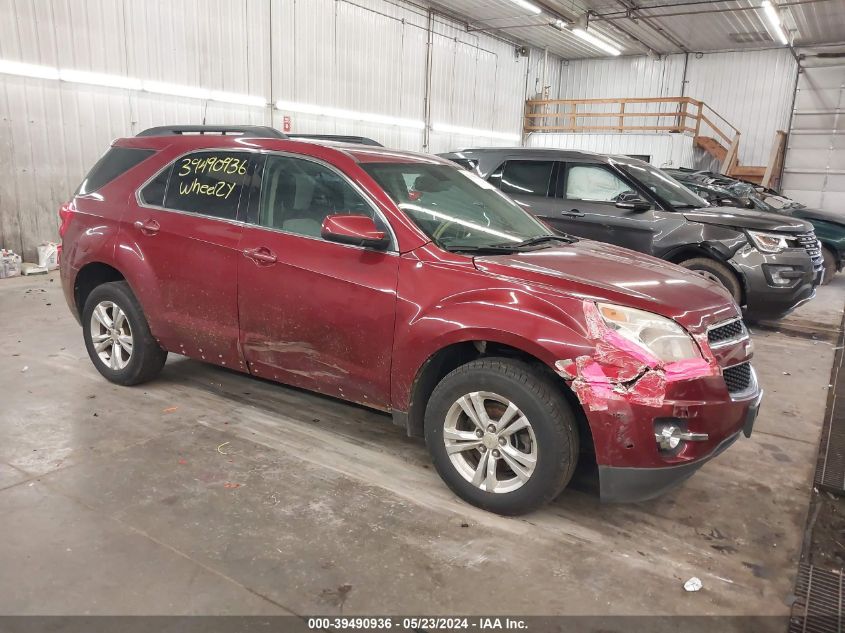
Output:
523 96 740 147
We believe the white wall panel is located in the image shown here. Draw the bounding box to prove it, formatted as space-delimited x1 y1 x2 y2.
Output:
684 48 798 167
0 0 546 259
557 56 686 100
526 132 695 170
550 49 797 167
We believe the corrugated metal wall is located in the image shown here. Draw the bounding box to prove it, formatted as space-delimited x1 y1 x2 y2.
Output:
684 48 798 168
551 49 798 168
0 0 548 259
526 132 695 169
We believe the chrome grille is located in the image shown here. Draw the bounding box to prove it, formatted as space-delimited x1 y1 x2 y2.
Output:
796 231 823 266
707 318 746 346
723 363 752 394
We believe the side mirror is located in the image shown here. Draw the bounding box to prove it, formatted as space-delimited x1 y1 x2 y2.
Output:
615 198 651 212
321 214 390 250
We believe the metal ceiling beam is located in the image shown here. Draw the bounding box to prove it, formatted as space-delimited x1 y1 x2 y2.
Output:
592 0 831 21
609 1 690 52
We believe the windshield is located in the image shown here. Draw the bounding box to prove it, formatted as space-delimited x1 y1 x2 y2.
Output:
617 161 708 209
361 163 555 251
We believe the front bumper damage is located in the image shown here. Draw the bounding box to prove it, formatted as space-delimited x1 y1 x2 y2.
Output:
556 301 762 503
729 244 819 320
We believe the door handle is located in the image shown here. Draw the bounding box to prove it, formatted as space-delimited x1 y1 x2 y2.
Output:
243 247 277 265
134 219 160 235
560 209 584 217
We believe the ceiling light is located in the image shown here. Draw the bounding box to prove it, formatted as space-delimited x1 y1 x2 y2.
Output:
208 90 268 107
551 19 568 31
275 100 425 129
761 1 790 46
508 0 542 15
60 69 142 90
142 80 211 100
431 122 521 142
572 28 622 56
0 60 60 80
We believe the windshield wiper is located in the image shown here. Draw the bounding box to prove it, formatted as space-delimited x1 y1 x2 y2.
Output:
446 245 522 255
492 235 574 249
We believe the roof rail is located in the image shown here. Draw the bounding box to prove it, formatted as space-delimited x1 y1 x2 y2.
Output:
287 134 383 147
136 125 287 139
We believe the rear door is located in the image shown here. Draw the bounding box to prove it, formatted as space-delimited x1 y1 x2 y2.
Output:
554 162 658 253
121 150 256 367
236 153 399 408
488 159 559 219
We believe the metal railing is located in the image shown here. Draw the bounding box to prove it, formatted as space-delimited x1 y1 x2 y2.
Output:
523 96 740 147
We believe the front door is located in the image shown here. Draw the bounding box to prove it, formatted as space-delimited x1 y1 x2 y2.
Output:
121 150 256 367
237 153 399 409
552 162 658 254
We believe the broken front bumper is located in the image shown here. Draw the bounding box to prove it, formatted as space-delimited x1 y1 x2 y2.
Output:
598 387 762 503
729 245 819 320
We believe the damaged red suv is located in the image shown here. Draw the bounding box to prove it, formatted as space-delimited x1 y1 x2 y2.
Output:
60 126 762 515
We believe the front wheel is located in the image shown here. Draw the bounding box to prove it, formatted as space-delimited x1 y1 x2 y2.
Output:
424 358 579 515
82 281 167 385
822 246 837 285
679 257 742 303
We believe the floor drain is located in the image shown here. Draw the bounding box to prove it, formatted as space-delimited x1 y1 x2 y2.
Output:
815 328 845 495
789 563 843 633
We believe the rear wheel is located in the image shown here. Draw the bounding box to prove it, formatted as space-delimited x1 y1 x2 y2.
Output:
424 358 578 515
822 246 837 285
82 281 167 385
679 257 742 303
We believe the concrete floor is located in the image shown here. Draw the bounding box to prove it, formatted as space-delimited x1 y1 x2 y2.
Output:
0 272 843 616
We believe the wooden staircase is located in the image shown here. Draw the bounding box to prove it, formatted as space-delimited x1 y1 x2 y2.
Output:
694 130 786 188
523 96 787 189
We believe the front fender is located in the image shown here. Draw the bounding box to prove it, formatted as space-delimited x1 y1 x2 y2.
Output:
391 286 595 411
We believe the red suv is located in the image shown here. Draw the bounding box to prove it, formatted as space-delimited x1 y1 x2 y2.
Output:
60 126 762 515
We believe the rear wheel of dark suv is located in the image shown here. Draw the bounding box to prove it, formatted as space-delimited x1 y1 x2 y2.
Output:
82 281 167 385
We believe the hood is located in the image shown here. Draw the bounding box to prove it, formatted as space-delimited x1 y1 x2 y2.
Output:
683 206 813 233
473 240 739 333
786 205 845 227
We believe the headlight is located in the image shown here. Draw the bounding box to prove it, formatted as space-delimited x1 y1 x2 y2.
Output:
596 303 701 363
747 230 796 253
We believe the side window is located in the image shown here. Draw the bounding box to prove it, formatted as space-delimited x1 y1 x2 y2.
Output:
258 155 386 241
140 165 172 207
163 151 253 220
500 160 555 196
77 147 155 195
564 164 633 202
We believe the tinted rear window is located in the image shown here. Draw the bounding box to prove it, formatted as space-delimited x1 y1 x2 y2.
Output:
140 166 172 207
500 160 554 196
77 147 155 195
162 151 253 220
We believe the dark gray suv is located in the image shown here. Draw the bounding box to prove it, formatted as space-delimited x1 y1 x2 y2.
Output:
439 148 823 321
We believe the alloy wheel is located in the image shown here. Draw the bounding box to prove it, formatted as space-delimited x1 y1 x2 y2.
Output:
443 391 537 494
89 300 133 370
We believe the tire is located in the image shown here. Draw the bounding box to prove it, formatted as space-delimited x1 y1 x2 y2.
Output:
679 257 742 303
424 357 579 515
82 281 167 386
822 246 837 285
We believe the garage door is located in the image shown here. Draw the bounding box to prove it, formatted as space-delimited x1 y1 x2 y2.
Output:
781 51 845 217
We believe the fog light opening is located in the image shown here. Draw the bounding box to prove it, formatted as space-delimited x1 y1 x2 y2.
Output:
655 425 682 450
654 420 710 452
